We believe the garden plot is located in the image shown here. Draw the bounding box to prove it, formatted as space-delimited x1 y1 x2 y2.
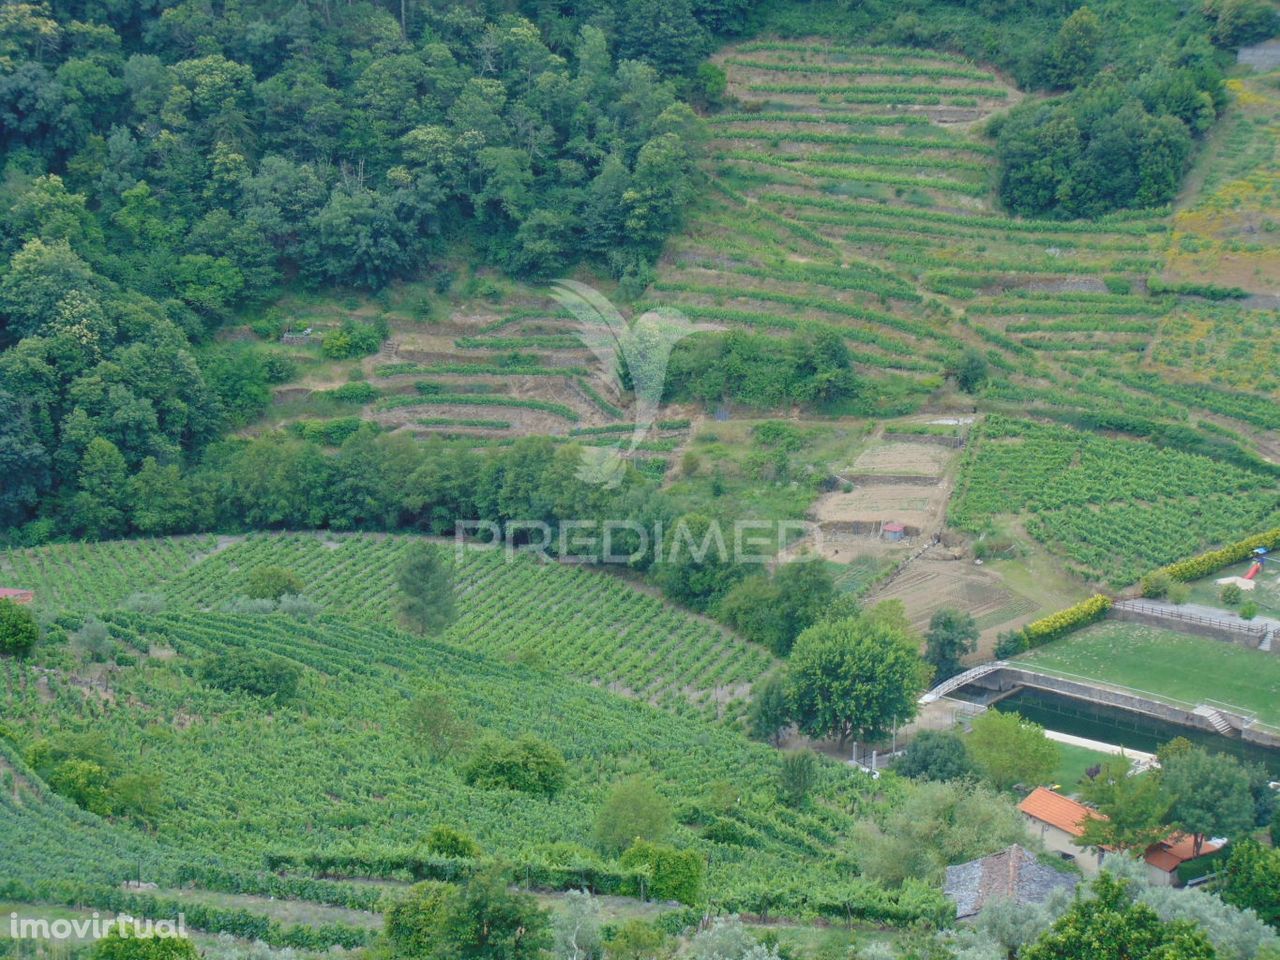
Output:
867 558 1040 646
800 437 962 563
845 439 953 477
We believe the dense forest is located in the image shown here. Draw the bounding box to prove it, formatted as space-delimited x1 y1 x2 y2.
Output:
1 0 1275 542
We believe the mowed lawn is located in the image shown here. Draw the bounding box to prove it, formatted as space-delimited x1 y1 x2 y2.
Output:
1017 621 1280 727
1049 742 1118 794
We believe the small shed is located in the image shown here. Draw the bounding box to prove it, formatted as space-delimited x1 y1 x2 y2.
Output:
0 588 34 605
882 521 906 542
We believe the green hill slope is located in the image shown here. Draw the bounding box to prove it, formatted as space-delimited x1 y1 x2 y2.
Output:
1 533 774 719
0 600 943 930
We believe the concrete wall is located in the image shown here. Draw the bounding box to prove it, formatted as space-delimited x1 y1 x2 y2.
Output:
1111 606 1266 649
968 666 1280 750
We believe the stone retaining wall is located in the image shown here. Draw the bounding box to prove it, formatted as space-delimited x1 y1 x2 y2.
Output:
1111 606 1267 649
966 666 1280 750
881 432 965 448
843 473 941 486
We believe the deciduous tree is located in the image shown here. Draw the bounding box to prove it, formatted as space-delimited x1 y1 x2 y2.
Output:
785 616 928 748
966 710 1059 791
923 608 979 682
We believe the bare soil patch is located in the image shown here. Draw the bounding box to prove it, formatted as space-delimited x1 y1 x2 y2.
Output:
846 440 951 476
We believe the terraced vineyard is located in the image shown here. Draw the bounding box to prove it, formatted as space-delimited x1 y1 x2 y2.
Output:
260 41 1279 507
647 41 1279 446
1 533 773 719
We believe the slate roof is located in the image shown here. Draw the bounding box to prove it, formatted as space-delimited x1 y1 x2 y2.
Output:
944 844 1079 920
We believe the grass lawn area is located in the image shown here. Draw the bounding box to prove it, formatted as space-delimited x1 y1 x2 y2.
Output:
1017 621 1280 727
1048 741 1117 795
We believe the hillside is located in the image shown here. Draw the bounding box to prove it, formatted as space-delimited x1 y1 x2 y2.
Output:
0 539 933 933
4 4 1280 959
1 533 774 719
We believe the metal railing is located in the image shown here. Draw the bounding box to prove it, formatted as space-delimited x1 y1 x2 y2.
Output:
1112 600 1268 639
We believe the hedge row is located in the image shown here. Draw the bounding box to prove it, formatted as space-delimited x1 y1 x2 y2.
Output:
998 595 1112 656
1148 528 1280 583
714 877 952 928
1147 278 1249 300
173 863 386 911
261 850 650 898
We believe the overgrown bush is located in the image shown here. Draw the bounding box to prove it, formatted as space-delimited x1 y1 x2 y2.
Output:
198 650 302 701
618 840 705 906
462 735 567 797
0 600 39 657
424 824 481 860
244 566 304 601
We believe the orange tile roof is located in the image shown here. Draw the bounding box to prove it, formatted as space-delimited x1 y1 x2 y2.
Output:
0 588 33 605
1018 787 1104 838
1144 835 1223 873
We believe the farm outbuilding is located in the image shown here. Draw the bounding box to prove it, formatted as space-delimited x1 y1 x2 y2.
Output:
944 844 1078 920
882 521 906 542
0 588 34 605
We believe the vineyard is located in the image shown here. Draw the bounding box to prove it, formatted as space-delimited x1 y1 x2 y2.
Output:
0 533 774 720
949 417 1280 586
245 39 1280 521
643 39 1278 457
0 599 935 937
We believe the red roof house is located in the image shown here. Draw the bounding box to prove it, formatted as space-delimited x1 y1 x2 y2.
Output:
0 588 34 605
1143 835 1223 886
1018 787 1106 874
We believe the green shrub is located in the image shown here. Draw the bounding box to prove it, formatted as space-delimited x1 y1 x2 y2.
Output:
244 566 304 600
462 735 567 797
424 824 481 859
1140 571 1171 599
0 600 38 657
1239 600 1258 620
263 354 297 384
1220 583 1244 607
322 317 389 359
593 777 673 855
199 650 301 701
324 382 379 403
619 840 705 906
994 631 1027 659
1168 583 1191 605
290 417 368 446
90 926 199 960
